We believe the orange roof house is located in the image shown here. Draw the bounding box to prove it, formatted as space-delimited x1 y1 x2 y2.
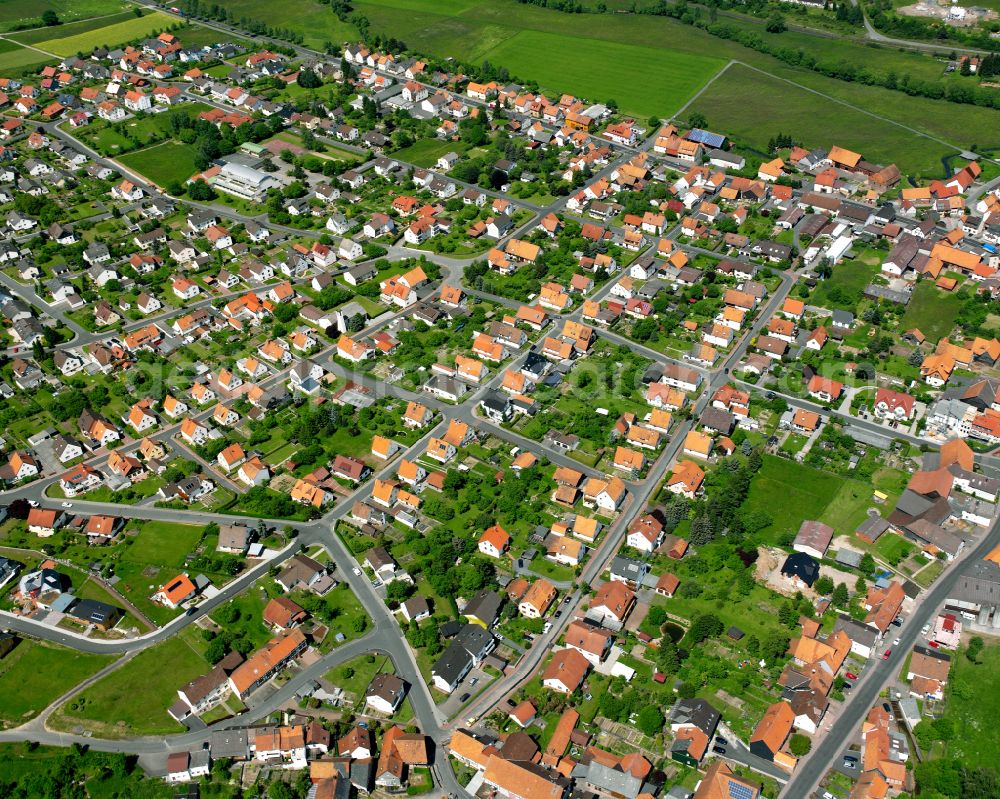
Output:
749 701 795 761
228 629 306 698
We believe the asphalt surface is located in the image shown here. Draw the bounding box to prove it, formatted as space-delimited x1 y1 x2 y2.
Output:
1 13 993 792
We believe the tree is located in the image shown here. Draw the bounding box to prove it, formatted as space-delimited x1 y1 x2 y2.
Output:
814 576 834 595
765 13 787 32
187 179 216 201
967 636 984 663
657 637 680 674
859 552 876 575
688 112 707 129
297 67 322 89
689 613 723 643
636 706 665 736
41 9 60 25
789 734 811 756
832 582 849 607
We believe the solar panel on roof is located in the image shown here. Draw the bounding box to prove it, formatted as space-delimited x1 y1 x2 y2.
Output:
687 128 726 148
728 782 755 799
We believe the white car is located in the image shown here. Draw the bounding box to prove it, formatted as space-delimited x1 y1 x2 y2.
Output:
61 502 73 508
543 622 552 634
921 624 931 635
893 638 901 646
353 567 361 576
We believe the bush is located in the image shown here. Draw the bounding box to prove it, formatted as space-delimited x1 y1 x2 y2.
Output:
789 733 811 756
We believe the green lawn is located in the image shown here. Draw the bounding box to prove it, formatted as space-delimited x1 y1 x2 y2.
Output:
474 29 725 117
112 521 212 625
34 10 175 56
200 0 998 175
743 455 847 543
0 640 114 729
940 642 1000 768
118 141 201 187
50 636 208 737
393 138 468 169
900 280 963 341
873 533 917 566
810 259 880 312
818 479 877 536
324 653 393 705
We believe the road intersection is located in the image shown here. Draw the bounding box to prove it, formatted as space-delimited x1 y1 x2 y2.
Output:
0 27 979 797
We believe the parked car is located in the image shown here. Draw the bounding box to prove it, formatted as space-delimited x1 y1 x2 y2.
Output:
845 671 858 681
893 637 901 646
921 623 931 635
843 756 858 770
883 649 892 660
928 640 940 649
459 693 470 702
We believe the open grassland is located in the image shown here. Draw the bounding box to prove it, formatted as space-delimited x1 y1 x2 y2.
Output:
686 64 960 174
50 636 206 737
10 9 134 44
199 0 998 173
0 640 114 728
475 30 724 117
0 0 127 32
119 141 201 187
0 39 55 74
33 11 175 56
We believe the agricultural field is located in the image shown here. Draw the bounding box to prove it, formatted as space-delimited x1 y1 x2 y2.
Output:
473 30 725 117
32 10 175 57
9 9 134 44
195 0 1000 173
685 64 958 175
0 0 127 33
118 141 201 187
0 640 114 728
0 39 55 75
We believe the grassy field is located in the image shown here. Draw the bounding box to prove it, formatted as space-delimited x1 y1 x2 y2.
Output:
50 636 207 737
119 141 201 187
475 29 724 117
900 280 963 341
111 521 213 626
0 640 114 728
810 259 880 311
0 0 126 32
743 455 852 542
34 11 175 56
10 9 134 44
940 642 1000 768
392 138 468 168
0 39 55 74
200 0 999 173
686 64 957 174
